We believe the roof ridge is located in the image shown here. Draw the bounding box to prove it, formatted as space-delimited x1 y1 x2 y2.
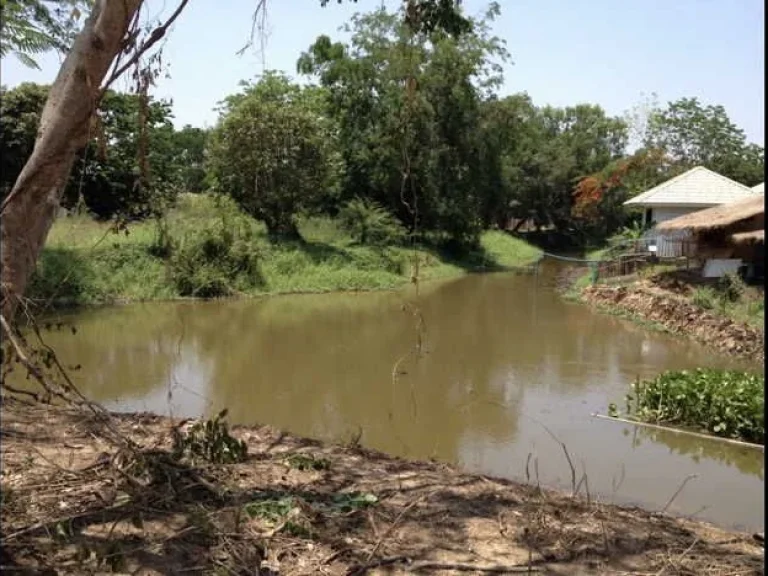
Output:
695 165 753 192
624 166 757 206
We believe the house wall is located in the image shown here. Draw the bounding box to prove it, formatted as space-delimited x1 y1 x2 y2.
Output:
649 206 708 226
642 205 713 257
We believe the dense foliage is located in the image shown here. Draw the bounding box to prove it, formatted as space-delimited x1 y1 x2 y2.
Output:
0 83 209 219
615 369 764 444
207 72 342 237
2 3 763 249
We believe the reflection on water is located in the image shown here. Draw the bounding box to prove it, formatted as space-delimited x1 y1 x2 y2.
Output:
631 425 764 481
22 266 763 531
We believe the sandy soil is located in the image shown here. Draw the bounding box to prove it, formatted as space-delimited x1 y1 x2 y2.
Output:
579 272 764 363
1 398 763 576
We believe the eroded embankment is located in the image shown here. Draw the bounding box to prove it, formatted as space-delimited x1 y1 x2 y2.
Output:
0 399 764 575
581 281 764 363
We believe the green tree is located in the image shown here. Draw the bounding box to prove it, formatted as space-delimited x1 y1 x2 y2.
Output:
207 72 342 238
67 90 182 219
298 4 507 246
1 83 182 220
502 103 627 236
0 82 49 200
170 125 209 193
645 97 764 186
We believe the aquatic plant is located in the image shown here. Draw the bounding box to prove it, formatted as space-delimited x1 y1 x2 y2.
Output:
621 368 764 444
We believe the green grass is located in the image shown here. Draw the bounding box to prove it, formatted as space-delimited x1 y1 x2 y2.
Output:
585 246 609 261
691 284 764 330
29 194 542 307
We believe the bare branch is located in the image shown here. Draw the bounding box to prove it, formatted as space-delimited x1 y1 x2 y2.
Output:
100 0 190 97
237 0 268 57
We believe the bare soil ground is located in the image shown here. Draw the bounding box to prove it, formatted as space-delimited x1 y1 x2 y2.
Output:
580 271 764 363
1 398 764 575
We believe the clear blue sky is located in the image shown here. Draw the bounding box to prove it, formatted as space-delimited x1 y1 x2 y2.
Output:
1 0 764 145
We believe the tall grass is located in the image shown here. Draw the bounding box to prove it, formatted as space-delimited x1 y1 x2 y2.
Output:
29 194 542 307
691 274 764 330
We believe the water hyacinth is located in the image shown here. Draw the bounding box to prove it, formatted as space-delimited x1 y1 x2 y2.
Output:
621 368 764 444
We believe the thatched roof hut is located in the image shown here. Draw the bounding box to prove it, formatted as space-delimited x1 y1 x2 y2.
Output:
655 195 764 232
730 230 765 245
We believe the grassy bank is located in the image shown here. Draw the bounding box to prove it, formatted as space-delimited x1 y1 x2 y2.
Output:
1 399 763 575
564 259 764 330
29 194 542 308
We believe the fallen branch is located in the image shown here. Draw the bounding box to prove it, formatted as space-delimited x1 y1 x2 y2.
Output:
348 555 542 574
362 489 437 565
661 474 697 515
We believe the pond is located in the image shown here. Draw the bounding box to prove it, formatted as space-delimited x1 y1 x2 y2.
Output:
27 260 764 532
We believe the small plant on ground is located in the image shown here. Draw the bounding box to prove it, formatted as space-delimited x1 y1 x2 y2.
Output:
338 197 406 246
172 409 248 464
717 272 747 303
284 453 331 471
692 287 717 310
615 369 764 444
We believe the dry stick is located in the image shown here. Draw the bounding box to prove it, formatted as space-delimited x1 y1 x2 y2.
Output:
524 452 532 484
369 491 433 558
348 489 439 576
592 413 764 451
536 420 577 495
661 474 698 515
350 556 541 575
655 537 699 576
0 314 68 405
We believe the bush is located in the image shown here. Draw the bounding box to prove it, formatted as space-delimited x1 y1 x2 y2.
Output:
621 369 764 443
338 198 406 246
717 272 746 303
27 248 91 304
692 287 717 310
168 203 261 298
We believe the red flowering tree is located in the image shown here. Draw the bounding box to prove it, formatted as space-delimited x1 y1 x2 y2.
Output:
572 148 679 240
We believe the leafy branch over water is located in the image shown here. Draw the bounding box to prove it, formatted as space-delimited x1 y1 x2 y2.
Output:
610 369 764 444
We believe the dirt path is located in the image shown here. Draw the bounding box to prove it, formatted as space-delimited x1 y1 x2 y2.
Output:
578 276 764 364
1 400 763 575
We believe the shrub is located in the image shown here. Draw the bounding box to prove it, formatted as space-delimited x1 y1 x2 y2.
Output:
338 198 406 246
172 409 247 464
692 287 716 310
621 368 764 443
717 272 746 303
148 216 174 258
168 204 261 298
27 248 91 304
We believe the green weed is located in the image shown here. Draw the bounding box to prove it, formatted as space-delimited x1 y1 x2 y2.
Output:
284 453 331 471
692 287 717 310
338 197 406 246
172 409 248 464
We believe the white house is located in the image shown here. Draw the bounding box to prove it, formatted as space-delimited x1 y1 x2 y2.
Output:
752 182 764 194
624 166 760 227
623 166 763 257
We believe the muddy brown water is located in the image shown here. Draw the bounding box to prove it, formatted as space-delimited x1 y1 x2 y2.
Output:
24 260 764 532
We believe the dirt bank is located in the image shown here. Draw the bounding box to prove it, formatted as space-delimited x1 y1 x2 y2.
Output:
580 276 764 364
1 399 763 575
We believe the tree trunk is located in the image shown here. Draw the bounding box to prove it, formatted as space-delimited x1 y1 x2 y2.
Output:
1 0 143 321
